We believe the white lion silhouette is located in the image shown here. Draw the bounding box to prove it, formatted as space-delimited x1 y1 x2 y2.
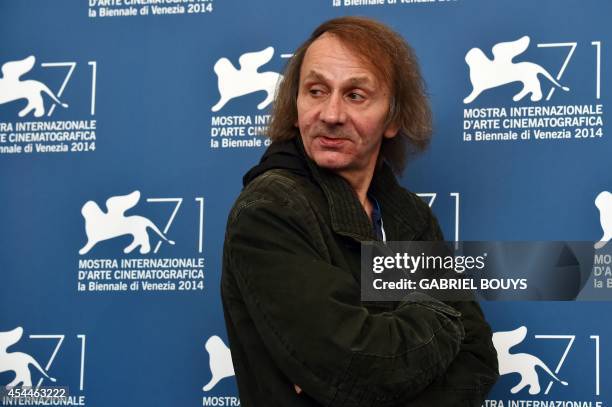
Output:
464 36 570 104
202 335 235 392
0 56 68 117
0 327 57 388
211 47 282 112
493 326 568 395
79 190 175 255
594 191 612 249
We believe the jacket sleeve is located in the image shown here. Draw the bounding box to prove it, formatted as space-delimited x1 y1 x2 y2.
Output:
223 195 466 406
405 213 500 406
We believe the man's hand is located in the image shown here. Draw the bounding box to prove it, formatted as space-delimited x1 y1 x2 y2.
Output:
294 384 302 394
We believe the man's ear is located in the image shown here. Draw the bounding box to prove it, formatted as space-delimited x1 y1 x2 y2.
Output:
383 122 400 139
384 99 399 138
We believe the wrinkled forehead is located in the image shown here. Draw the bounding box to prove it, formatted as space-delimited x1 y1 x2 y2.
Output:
300 33 391 89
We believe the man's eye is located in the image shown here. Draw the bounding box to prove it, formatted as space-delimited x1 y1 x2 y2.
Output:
348 92 365 101
309 88 324 96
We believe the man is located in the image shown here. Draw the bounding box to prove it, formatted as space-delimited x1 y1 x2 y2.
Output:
221 17 499 406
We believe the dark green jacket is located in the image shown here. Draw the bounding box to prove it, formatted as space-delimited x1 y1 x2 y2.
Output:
221 137 498 406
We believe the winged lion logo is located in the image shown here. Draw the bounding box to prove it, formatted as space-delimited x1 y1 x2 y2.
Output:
464 36 570 104
79 190 175 255
0 56 68 117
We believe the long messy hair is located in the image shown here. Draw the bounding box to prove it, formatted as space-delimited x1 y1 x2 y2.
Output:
267 16 433 174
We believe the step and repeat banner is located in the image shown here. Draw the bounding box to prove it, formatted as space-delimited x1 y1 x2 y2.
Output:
1 1 610 406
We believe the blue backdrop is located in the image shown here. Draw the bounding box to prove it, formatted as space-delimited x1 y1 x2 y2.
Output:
1 0 610 405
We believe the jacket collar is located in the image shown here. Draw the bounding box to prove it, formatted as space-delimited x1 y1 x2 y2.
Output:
298 137 428 242
244 136 428 242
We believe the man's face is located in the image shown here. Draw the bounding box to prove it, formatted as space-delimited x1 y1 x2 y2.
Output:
296 33 398 177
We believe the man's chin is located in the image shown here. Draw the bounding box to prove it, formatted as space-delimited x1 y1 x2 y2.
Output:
312 154 350 172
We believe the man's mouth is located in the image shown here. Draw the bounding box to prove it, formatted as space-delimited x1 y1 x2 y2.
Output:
317 136 348 147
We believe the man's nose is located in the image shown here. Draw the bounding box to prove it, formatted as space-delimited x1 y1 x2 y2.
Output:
320 92 345 124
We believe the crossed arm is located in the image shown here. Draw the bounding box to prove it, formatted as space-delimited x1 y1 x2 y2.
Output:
223 196 497 406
